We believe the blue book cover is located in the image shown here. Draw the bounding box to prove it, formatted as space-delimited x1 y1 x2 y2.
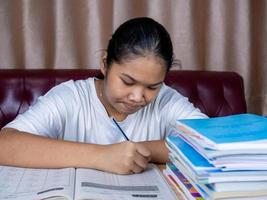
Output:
176 114 267 150
166 134 216 171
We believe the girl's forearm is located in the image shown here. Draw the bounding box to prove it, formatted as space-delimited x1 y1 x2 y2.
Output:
0 128 101 169
138 140 169 163
0 128 152 174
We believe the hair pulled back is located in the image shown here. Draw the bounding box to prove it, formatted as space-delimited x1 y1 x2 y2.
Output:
106 17 174 71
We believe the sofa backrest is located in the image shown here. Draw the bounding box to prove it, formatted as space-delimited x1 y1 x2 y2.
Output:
0 69 247 129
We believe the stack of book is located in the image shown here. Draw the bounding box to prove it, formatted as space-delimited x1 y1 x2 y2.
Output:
163 113 267 200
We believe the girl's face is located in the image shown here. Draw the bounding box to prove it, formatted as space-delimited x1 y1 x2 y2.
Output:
100 55 167 120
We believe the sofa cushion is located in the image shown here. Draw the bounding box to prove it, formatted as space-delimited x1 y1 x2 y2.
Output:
0 69 247 128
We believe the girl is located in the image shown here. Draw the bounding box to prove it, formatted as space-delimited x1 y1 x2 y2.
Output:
0 17 206 174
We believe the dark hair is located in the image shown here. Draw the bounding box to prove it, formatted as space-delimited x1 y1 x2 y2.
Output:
106 17 174 71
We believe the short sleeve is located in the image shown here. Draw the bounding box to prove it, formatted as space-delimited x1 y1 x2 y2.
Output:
156 84 208 127
4 81 77 139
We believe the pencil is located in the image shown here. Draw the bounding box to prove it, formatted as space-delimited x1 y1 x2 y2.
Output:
112 118 130 141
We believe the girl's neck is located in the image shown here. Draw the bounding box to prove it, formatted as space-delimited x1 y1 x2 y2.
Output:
95 79 127 121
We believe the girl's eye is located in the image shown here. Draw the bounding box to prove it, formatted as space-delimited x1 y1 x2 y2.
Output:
122 79 134 86
148 86 159 90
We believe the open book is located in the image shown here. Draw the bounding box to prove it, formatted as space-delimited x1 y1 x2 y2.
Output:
0 164 176 200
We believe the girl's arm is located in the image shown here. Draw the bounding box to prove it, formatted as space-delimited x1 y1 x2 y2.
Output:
138 140 169 163
0 128 151 174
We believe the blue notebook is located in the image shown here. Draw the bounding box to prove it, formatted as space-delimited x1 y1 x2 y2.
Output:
166 134 216 171
175 114 267 150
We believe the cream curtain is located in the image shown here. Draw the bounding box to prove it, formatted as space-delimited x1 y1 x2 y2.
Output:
0 0 266 115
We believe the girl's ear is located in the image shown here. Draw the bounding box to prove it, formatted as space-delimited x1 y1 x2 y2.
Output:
100 53 108 77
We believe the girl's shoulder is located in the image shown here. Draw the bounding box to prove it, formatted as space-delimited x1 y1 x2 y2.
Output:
47 77 94 94
157 83 184 100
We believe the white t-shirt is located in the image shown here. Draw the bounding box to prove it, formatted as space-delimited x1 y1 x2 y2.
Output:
5 78 207 144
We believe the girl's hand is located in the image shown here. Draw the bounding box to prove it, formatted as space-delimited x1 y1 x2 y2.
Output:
96 141 151 174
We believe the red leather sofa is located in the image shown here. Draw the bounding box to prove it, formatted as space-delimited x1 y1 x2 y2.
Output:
0 69 247 129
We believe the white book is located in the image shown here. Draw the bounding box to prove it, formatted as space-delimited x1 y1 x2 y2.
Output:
167 129 267 171
176 130 267 159
170 160 267 199
209 181 267 192
0 164 176 200
169 154 267 184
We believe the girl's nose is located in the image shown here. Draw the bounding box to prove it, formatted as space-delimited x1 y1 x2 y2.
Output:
128 87 145 103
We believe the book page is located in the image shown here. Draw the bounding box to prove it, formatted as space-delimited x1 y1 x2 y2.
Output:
0 165 75 200
74 164 176 200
